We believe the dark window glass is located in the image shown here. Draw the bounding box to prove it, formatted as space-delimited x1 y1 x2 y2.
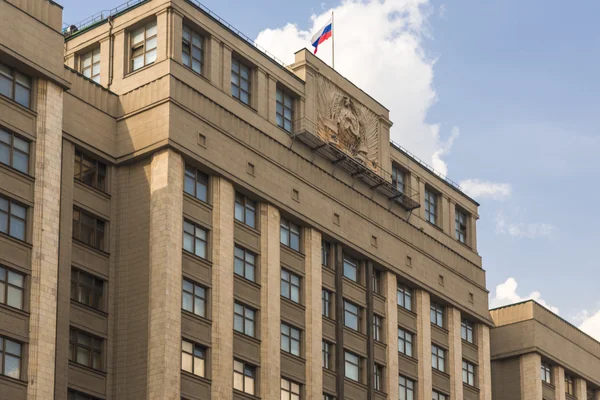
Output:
184 165 208 202
456 208 468 243
321 240 330 267
462 360 476 386
231 59 251 105
344 300 360 331
71 268 104 310
0 336 22 379
322 340 332 369
372 269 381 294
541 362 552 383
0 63 31 108
398 328 413 357
281 323 301 357
0 266 24 310
276 88 294 132
183 220 207 259
0 129 29 174
234 245 256 282
69 328 103 370
343 255 358 282
281 377 301 400
397 284 412 311
430 302 444 328
433 390 448 400
399 376 415 400
182 25 204 74
0 196 26 241
131 21 157 71
68 390 102 400
344 351 360 382
234 193 256 228
280 218 300 251
461 319 474 343
234 302 256 337
374 364 383 392
281 269 301 303
181 339 206 377
182 278 206 318
322 288 331 318
373 315 383 342
392 164 405 193
431 345 446 372
74 150 107 192
233 359 255 395
72 208 105 250
425 188 437 225
565 375 574 395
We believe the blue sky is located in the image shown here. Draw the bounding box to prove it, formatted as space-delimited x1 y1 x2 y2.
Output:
60 0 600 337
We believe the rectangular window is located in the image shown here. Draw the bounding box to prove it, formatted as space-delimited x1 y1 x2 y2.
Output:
343 255 358 282
433 390 448 400
182 278 206 318
321 240 330 268
397 284 412 311
80 48 101 83
344 351 361 382
233 359 255 395
231 58 251 105
281 323 301 357
183 220 207 259
323 394 335 400
131 20 157 71
431 345 446 372
234 302 255 337
392 164 405 193
276 88 294 132
374 363 383 392
0 336 21 379
182 25 204 75
181 338 206 377
462 360 476 386
0 62 31 108
72 208 105 250
344 300 360 332
234 245 256 282
70 268 104 310
74 150 107 192
372 269 381 294
69 327 103 370
399 375 415 400
322 288 331 318
425 188 437 225
281 269 301 303
234 193 256 228
183 165 208 202
430 302 444 328
455 208 467 244
373 315 383 342
0 196 26 241
322 340 332 369
565 375 574 395
281 377 301 400
541 362 552 383
68 390 101 400
398 328 413 357
0 128 29 174
280 218 300 251
461 319 474 343
0 266 24 310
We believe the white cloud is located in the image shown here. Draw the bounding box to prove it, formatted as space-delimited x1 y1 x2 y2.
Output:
490 278 560 315
255 0 459 175
573 308 600 341
495 212 556 239
459 179 512 200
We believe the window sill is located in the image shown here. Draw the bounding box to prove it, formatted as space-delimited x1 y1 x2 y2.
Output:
0 302 29 318
431 323 449 334
343 325 367 339
456 238 472 250
426 220 444 232
463 383 480 394
462 339 478 351
70 299 108 317
234 273 261 290
74 179 111 198
182 249 210 264
542 381 555 390
432 368 451 379
280 243 304 257
0 93 35 116
72 239 110 257
397 305 417 318
281 296 305 311
344 377 367 389
179 61 210 84
0 231 31 248
343 275 366 291
68 360 106 376
124 60 158 79
322 315 336 324
0 162 34 183
231 95 257 114
234 219 260 236
281 350 305 364
398 352 418 365
181 369 211 385
182 309 212 325
233 330 261 345
183 191 212 209
373 292 386 302
0 373 27 386
232 390 260 400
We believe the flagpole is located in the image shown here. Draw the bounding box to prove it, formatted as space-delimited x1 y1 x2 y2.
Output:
331 11 335 70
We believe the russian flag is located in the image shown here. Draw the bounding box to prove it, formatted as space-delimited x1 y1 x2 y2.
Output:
311 19 333 54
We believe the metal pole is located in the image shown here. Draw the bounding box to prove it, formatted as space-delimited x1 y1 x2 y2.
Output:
332 11 335 69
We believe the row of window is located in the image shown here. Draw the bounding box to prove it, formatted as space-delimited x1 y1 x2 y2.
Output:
541 362 580 397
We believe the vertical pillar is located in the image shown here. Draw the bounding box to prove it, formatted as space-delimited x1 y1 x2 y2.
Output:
259 203 281 399
304 228 323 400
210 177 235 400
520 353 542 400
170 8 184 63
256 67 268 118
470 216 478 251
477 324 492 400
595 389 600 400
146 149 184 399
222 45 232 93
27 80 63 400
334 244 345 399
267 75 278 125
575 378 587 400
156 9 169 63
448 200 456 241
385 272 399 398
553 366 566 400
416 289 432 400
448 307 463 400
440 195 449 233
208 37 222 87
99 38 110 87
418 178 426 220
366 261 374 400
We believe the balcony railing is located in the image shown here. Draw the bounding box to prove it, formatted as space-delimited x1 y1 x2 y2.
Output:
63 0 149 35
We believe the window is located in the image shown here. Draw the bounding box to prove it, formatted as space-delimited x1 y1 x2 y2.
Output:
281 269 301 303
181 339 206 377
281 323 301 357
72 208 105 250
565 375 574 395
281 377 301 400
183 220 207 259
433 390 448 400
374 363 383 392
276 88 294 132
322 340 332 369
455 208 467 244
0 266 24 310
399 375 415 400
184 165 208 202
431 345 446 372
0 62 31 108
343 255 358 282
323 394 335 400
71 268 104 310
234 246 256 282
69 328 103 370
461 319 474 343
344 351 361 382
425 188 437 225
462 360 475 386
80 48 101 83
398 328 413 357
373 315 383 342
74 150 107 192
68 390 101 400
0 128 29 174
397 284 412 311
182 278 206 318
280 218 300 251
231 58 251 105
372 269 381 294
234 193 256 228
322 288 331 318
131 20 157 71
233 359 255 395
0 196 26 241
541 362 552 384
430 302 444 328
0 336 21 379
234 302 255 337
344 300 360 331
182 25 204 74
392 164 405 193
321 240 330 268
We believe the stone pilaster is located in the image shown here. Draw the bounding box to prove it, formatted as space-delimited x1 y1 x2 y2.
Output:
210 177 235 400
259 203 281 399
416 289 432 400
520 353 542 400
304 227 322 400
222 45 232 92
575 378 587 400
256 68 268 119
448 307 463 400
553 366 566 400
595 389 600 400
27 80 63 400
477 324 492 400
385 272 399 396
146 149 184 399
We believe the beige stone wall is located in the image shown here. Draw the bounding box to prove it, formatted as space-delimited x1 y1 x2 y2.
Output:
520 353 542 399
385 272 399 396
477 324 492 400
27 80 63 399
304 227 323 399
575 378 587 400
553 366 565 400
448 307 464 400
416 289 432 400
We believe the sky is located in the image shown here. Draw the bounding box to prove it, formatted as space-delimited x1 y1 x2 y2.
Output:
59 0 600 339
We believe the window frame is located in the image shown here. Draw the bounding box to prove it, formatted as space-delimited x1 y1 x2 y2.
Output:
461 319 474 343
234 245 257 283
281 377 301 400
399 375 415 400
565 374 574 395
397 283 413 311
69 327 103 371
433 390 448 400
322 288 332 318
373 314 383 342
430 302 444 328
281 269 301 303
372 269 381 294
0 265 24 311
0 62 31 108
431 344 446 373
462 359 476 386
541 362 552 384
184 165 208 203
0 128 29 174
280 218 301 251
72 207 106 250
182 24 204 75
425 188 438 225
181 338 206 378
343 254 359 283
344 300 361 332
182 278 206 318
234 192 256 228
398 327 414 357
374 363 384 392
321 240 331 268
71 268 104 311
234 301 256 338
130 20 158 72
183 220 208 259
231 58 251 105
455 207 468 244
392 164 406 193
344 350 361 382
233 359 256 395
0 335 22 380
68 389 102 400
322 340 332 370
276 87 294 132
74 149 107 192
80 47 101 83
0 195 27 241
280 322 301 357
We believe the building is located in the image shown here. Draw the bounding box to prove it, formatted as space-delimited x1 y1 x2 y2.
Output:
490 301 600 400
0 0 494 399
